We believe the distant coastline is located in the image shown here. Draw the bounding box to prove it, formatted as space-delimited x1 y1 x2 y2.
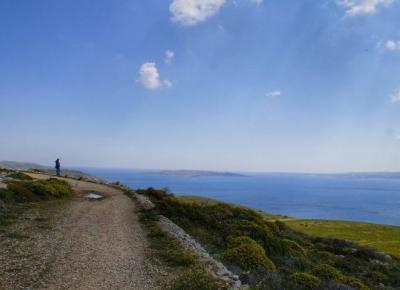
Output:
144 170 247 178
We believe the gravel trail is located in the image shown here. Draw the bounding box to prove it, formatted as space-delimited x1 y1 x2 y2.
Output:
0 174 163 290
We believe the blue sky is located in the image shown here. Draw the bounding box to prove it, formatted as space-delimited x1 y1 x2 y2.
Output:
0 0 399 172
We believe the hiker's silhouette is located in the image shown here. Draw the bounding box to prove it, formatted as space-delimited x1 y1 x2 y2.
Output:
55 158 61 176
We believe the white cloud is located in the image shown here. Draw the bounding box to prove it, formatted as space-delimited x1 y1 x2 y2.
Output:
170 0 226 26
165 50 175 64
249 0 264 5
265 90 282 98
138 62 171 90
385 40 400 51
338 0 395 16
391 89 400 103
164 80 173 87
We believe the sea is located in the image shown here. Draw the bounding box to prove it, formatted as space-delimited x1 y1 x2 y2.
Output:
81 168 400 226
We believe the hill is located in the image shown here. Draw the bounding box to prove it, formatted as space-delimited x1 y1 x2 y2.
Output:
136 189 400 289
0 161 100 181
178 195 400 257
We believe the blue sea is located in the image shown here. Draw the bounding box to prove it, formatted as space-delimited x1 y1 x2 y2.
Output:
81 168 400 226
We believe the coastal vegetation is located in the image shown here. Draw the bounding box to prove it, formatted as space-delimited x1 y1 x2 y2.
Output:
3 178 72 202
179 195 400 258
138 187 400 290
286 219 400 258
138 206 227 289
0 170 72 232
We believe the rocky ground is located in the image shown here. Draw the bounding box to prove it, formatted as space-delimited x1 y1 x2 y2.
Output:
0 172 7 189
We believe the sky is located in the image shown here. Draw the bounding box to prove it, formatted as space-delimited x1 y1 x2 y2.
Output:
0 0 399 172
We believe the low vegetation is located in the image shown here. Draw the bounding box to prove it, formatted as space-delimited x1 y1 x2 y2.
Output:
288 272 320 289
222 236 276 272
6 171 33 181
4 178 72 202
138 188 400 290
286 219 400 257
0 170 72 232
171 266 226 290
138 207 227 290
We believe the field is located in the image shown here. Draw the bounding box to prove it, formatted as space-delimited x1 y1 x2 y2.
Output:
286 219 400 257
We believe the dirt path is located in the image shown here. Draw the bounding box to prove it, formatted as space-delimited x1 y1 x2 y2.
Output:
0 174 164 290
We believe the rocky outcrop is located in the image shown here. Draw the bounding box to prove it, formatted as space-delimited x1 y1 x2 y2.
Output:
158 215 242 289
0 174 7 189
135 194 155 210
134 193 243 290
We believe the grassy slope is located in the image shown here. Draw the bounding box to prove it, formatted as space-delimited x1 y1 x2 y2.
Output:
177 195 400 257
177 196 220 205
286 219 400 257
178 195 284 220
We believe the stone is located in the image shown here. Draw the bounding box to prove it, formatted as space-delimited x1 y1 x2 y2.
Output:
85 193 104 200
0 182 7 189
135 193 242 289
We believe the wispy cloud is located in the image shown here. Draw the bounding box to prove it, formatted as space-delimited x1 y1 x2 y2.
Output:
385 40 400 51
163 80 173 87
390 89 400 103
170 0 226 26
138 62 171 90
165 50 175 64
169 0 264 26
265 90 282 98
338 0 395 16
249 0 264 5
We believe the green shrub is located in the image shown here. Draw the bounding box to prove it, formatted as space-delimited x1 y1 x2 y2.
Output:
31 178 72 198
311 250 337 265
158 235 197 267
311 264 342 281
367 270 389 283
221 236 276 272
275 220 288 231
265 221 279 233
314 242 329 251
7 181 39 202
0 189 16 203
7 172 33 180
137 187 169 200
281 239 307 257
315 251 336 260
294 256 312 271
289 272 320 289
228 220 274 245
140 211 196 268
341 276 370 290
6 179 72 202
171 267 226 290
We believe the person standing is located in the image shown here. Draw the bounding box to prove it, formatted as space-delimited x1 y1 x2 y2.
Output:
55 158 61 176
